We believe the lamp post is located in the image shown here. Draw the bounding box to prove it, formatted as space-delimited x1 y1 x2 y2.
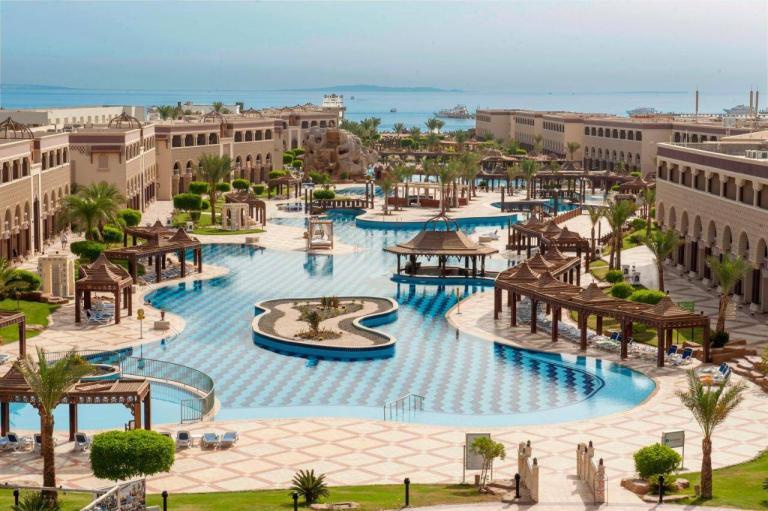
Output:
302 177 315 215
137 308 145 339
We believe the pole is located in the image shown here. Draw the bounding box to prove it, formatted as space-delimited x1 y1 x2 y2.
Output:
13 488 19 507
514 473 521 499
658 475 665 503
292 491 299 511
162 490 168 511
404 477 410 507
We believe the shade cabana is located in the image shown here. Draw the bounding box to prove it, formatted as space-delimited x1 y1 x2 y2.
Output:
75 255 134 324
0 366 152 440
619 176 654 195
0 311 26 357
105 228 202 283
225 190 267 226
508 217 589 259
384 214 498 277
123 220 177 245
267 175 301 199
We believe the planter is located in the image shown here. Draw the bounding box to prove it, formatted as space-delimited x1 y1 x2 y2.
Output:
153 320 171 331
81 363 121 381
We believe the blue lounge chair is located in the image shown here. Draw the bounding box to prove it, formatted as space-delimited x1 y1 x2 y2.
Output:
201 432 220 449
176 431 192 449
671 347 693 365
666 345 679 358
220 431 238 448
2 432 20 451
713 364 732 383
74 432 91 452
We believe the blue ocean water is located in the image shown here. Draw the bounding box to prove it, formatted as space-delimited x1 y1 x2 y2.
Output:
9 210 654 430
0 84 748 132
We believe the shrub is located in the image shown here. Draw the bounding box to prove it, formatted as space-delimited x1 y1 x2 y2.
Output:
289 469 329 506
118 208 142 227
90 430 175 481
8 269 42 292
102 225 123 244
253 184 266 195
630 171 641 177
611 184 621 191
712 330 730 348
629 289 666 305
173 193 202 212
630 218 647 231
188 181 208 195
339 171 349 180
215 182 231 192
400 138 415 148
309 171 331 185
70 240 105 262
292 148 305 156
628 232 645 245
610 282 635 299
605 269 625 283
633 443 681 483
189 211 201 222
12 491 60 511
269 170 287 179
515 148 527 155
201 199 210 211
283 153 294 165
232 178 250 191
294 160 303 170
313 189 335 200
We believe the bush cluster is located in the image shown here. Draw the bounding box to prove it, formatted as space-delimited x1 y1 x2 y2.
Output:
605 269 625 283
630 218 647 231
610 282 635 299
628 289 665 305
102 225 123 244
173 193 203 212
70 240 105 262
231 178 250 191
118 208 142 227
215 182 231 192
188 181 209 195
253 184 266 195
269 170 287 179
90 430 175 481
633 443 681 484
7 269 42 292
313 189 336 200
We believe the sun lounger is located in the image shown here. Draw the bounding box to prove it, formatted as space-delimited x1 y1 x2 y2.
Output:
74 432 91 452
219 431 238 448
34 434 42 455
85 309 110 325
2 433 20 451
201 432 220 449
671 347 693 366
176 431 192 449
665 345 679 359
713 363 732 383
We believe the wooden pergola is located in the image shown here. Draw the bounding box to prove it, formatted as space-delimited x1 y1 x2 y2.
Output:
123 220 177 245
619 176 654 195
0 311 26 357
267 175 301 199
105 228 202 282
225 190 267 226
0 366 152 440
75 255 134 325
507 217 589 258
384 214 498 277
495 265 711 367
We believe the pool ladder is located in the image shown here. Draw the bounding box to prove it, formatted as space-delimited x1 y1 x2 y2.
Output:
383 393 425 422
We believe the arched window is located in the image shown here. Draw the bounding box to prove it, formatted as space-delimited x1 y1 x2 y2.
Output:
62 148 68 163
22 158 29 176
235 156 242 168
12 161 19 180
301 121 308 129
310 121 317 127
612 129 618 138
49 152 54 168
255 130 263 141
209 133 218 144
245 131 253 141
197 133 206 145
265 130 272 139
320 120 327 127
234 131 243 142
172 135 182 147
329 120 335 127
598 128 603 137
674 132 681 143
636 131 642 141
584 127 589 135
173 162 181 175
186 161 193 173
245 155 252 168
185 134 194 146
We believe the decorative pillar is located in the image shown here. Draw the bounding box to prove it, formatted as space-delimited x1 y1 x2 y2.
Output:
530 299 538 333
511 292 517 326
68 403 78 442
18 318 26 358
656 326 665 367
551 306 559 342
144 388 152 430
579 313 587 351
493 287 501 320
0 402 9 436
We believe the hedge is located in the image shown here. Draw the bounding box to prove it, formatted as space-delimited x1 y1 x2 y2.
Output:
215 182 231 192
118 208 142 227
8 269 42 291
188 181 209 195
610 282 635 299
605 269 625 283
71 240 105 262
313 189 336 200
90 430 175 481
253 184 266 195
232 178 250 191
102 225 123 244
173 193 202 212
269 170 287 179
633 443 681 481
628 289 666 305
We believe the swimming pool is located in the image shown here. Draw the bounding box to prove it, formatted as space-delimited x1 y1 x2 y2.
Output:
10 210 654 429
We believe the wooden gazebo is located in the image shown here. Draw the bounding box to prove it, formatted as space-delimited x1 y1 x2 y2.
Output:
618 176 654 195
105 228 202 282
0 366 152 440
75 255 134 324
267 175 302 199
124 220 177 245
225 190 267 226
384 214 498 277
508 217 589 258
0 311 26 356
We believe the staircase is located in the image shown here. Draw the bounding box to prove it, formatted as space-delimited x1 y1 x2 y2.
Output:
382 393 424 422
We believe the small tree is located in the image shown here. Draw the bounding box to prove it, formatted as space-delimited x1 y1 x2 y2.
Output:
566 141 581 161
173 193 203 222
644 229 681 292
118 208 142 227
290 469 329 506
633 443 681 489
707 254 752 335
188 181 209 195
471 436 505 490
90 430 175 481
232 178 250 191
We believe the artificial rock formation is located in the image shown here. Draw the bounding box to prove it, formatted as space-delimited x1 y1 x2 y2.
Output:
301 127 377 179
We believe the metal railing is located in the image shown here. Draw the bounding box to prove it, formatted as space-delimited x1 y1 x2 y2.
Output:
383 393 425 422
47 349 215 423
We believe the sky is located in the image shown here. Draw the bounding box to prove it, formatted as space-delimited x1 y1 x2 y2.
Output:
1 0 766 93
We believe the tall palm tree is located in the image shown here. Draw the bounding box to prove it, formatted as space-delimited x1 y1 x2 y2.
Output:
435 119 445 134
425 118 439 133
377 175 395 216
408 127 422 149
676 370 746 499
212 101 224 113
458 152 481 198
392 123 405 135
566 141 581 161
586 206 603 264
63 182 125 240
643 187 656 238
15 349 93 504
197 154 232 225
644 228 681 292
520 159 539 199
435 163 457 213
706 254 752 334
389 164 410 211
533 134 544 155
425 132 440 151
156 105 176 120
453 130 469 153
605 200 636 269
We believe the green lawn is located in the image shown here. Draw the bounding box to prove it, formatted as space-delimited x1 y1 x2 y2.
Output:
675 450 768 509
1 484 496 511
588 259 609 280
190 227 264 236
0 299 60 344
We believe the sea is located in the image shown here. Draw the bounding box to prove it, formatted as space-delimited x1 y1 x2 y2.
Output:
0 85 751 132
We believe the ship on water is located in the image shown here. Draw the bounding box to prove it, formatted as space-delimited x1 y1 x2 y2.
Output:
435 104 474 119
627 107 658 117
321 93 346 121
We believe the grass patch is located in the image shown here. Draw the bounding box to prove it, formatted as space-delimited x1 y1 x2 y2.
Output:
675 450 768 509
191 227 264 236
0 299 60 343
1 484 496 511
589 259 609 280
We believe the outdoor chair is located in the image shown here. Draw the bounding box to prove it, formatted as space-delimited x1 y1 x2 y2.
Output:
85 309 110 325
74 432 91 452
671 347 693 366
219 431 239 448
33 434 42 455
2 433 20 451
665 345 679 359
201 432 220 449
176 431 192 449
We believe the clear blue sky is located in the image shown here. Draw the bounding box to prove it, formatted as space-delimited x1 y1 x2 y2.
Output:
1 0 766 92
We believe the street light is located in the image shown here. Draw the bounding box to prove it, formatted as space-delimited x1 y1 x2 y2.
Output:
302 177 315 215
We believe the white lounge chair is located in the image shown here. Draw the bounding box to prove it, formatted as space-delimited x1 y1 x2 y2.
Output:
201 432 220 449
74 432 91 452
219 431 238 448
33 433 42 455
85 309 110 325
2 432 20 451
176 431 192 449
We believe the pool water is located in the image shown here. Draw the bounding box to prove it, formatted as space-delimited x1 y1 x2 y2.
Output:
11 210 654 429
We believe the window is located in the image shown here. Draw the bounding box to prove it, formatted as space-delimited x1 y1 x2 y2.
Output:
98 154 109 170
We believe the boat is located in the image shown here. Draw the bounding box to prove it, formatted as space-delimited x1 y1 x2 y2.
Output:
627 107 658 117
321 94 346 111
723 104 751 116
435 105 474 119
390 108 397 113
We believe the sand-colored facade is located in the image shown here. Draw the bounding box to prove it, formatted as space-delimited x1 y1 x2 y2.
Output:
0 106 146 129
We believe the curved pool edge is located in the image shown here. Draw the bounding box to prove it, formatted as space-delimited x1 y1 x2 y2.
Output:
355 213 518 230
251 296 399 360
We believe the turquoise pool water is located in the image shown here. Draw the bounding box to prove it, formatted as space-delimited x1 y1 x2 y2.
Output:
10 210 654 429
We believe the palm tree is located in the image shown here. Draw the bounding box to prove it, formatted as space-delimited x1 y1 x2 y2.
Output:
63 182 125 240
408 127 422 149
533 134 544 155
605 200 636 269
425 117 439 133
389 164 410 211
197 154 232 225
15 349 93 504
212 101 224 113
0 258 34 299
392 123 405 136
676 370 746 499
566 141 581 161
458 152 481 198
586 206 603 264
643 187 656 238
520 159 539 199
453 130 469 153
377 175 395 216
435 163 457 213
707 254 752 334
644 229 681 292
156 105 177 120
435 119 445 134
425 132 440 151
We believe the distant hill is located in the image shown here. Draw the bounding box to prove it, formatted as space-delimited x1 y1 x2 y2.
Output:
284 84 463 93
1 83 77 90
